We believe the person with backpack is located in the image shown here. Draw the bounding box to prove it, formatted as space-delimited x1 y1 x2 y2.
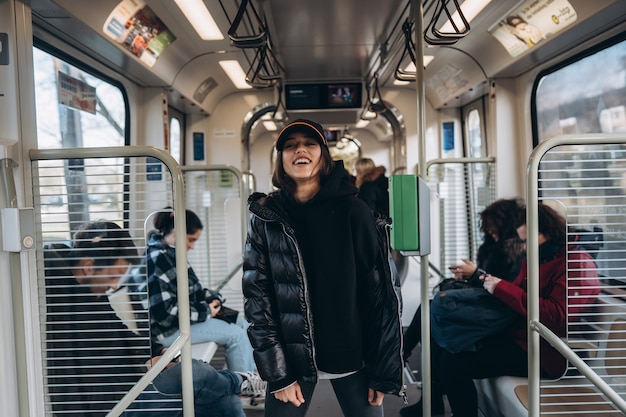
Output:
401 198 526 416
437 203 600 417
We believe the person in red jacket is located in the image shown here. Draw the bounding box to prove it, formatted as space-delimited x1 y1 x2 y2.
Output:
437 203 600 417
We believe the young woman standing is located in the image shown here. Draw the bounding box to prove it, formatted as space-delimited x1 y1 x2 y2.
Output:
242 119 404 417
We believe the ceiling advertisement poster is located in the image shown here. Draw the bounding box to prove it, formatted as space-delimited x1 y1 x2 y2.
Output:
102 0 176 67
490 0 577 57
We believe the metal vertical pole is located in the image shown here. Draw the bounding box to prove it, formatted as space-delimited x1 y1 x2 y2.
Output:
0 158 31 417
410 1 431 416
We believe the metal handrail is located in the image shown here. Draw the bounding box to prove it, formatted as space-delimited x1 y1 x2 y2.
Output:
526 133 626 417
530 320 626 413
181 164 248 253
425 156 495 170
214 261 244 292
227 0 267 48
30 146 195 417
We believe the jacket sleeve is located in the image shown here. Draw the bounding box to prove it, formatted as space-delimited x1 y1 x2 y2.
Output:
359 211 404 395
493 259 566 331
242 215 297 391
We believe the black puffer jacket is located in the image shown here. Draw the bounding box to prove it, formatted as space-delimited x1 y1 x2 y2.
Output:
242 167 404 397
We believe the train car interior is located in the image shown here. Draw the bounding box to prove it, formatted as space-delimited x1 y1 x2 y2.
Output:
1 0 626 415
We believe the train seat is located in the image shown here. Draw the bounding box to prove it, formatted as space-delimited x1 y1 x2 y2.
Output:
475 293 626 417
108 285 218 363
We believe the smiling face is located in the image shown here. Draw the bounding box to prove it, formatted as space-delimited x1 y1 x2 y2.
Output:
281 132 323 183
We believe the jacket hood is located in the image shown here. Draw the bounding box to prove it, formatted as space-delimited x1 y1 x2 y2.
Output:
356 165 386 188
248 161 357 222
310 160 358 203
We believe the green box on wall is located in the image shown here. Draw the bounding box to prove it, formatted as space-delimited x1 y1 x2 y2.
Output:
389 175 430 255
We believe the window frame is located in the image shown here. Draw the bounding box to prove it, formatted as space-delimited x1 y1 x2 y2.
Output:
531 31 626 147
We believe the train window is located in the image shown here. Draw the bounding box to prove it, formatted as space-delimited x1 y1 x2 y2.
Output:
168 107 185 164
533 37 626 284
534 37 626 143
467 109 483 157
33 47 127 149
462 98 487 158
33 47 129 240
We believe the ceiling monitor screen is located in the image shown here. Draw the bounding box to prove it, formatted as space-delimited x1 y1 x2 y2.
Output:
285 84 321 110
324 129 339 143
285 82 362 110
327 83 362 109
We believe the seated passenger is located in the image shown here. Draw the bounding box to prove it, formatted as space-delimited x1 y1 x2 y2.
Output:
144 209 257 373
400 197 526 417
44 220 263 417
437 203 600 417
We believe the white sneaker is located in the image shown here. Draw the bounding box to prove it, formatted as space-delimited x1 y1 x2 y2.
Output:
236 371 267 399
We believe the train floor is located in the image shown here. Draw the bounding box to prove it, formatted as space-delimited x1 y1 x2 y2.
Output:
241 380 435 417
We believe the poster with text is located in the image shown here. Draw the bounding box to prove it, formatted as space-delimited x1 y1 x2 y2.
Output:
491 0 577 57
57 72 97 114
103 0 176 67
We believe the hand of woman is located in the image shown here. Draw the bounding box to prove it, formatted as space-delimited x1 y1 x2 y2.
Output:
209 299 222 317
449 258 477 280
481 274 502 294
274 382 305 407
368 388 384 406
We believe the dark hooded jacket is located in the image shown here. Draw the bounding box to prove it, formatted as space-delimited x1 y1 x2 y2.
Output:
242 163 404 396
44 245 159 416
356 165 389 216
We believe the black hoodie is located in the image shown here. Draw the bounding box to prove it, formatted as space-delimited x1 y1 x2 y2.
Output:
280 163 377 373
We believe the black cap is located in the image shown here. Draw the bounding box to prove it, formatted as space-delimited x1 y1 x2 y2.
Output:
275 119 327 151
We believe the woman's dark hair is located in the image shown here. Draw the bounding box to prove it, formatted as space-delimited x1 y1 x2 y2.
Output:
506 15 525 27
538 204 567 244
70 220 138 267
515 203 567 245
271 145 334 193
479 198 525 243
153 208 203 236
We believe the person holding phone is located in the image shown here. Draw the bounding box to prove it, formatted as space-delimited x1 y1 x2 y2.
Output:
145 208 257 374
401 198 526 417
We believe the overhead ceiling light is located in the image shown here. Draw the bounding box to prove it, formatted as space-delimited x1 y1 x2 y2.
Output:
174 0 224 40
263 121 277 131
219 60 252 89
439 0 493 33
